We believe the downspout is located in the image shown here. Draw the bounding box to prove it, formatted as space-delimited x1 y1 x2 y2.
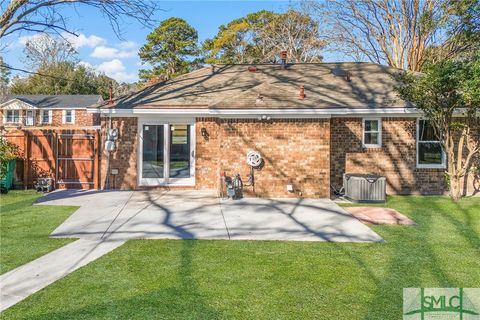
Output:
104 83 114 190
104 111 112 190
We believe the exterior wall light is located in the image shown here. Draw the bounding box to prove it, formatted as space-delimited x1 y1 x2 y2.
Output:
201 127 209 140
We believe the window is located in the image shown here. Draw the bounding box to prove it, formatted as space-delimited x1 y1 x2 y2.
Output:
362 118 382 148
41 110 52 124
417 119 446 168
63 110 75 124
26 110 35 126
5 110 20 123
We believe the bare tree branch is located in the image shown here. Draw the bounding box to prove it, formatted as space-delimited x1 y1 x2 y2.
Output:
308 0 448 71
22 33 77 68
0 62 75 81
0 0 159 39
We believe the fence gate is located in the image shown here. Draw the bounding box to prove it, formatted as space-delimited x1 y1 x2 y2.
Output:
3 129 100 189
56 133 98 188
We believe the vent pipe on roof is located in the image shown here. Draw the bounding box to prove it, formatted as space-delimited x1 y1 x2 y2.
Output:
211 65 216 73
108 83 113 105
344 73 352 82
299 85 305 100
280 51 287 69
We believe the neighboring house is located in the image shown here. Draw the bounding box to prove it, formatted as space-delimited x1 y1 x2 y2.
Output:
87 62 478 197
0 95 103 128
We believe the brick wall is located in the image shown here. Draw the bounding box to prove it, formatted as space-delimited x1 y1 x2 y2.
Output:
100 117 138 189
196 118 331 198
330 117 478 195
0 109 99 127
195 118 221 189
95 115 478 197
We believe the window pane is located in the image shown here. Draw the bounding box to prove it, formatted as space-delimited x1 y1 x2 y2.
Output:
364 132 378 145
142 125 164 178
7 110 19 122
418 142 443 165
42 111 49 123
365 120 378 131
170 124 190 178
419 120 437 141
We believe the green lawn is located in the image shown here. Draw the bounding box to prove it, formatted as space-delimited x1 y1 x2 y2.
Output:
1 196 479 319
0 191 78 274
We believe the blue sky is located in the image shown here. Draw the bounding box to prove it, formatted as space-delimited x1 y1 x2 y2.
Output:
2 1 340 83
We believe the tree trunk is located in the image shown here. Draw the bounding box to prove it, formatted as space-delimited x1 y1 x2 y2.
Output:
449 174 463 202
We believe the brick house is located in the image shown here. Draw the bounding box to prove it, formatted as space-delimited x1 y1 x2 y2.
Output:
0 95 104 190
0 95 103 128
88 62 479 197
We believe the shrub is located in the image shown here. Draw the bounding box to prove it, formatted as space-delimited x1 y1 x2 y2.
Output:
0 139 18 179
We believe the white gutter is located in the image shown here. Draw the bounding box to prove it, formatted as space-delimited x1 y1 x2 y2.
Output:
208 107 420 115
87 108 209 114
134 108 210 114
87 106 422 117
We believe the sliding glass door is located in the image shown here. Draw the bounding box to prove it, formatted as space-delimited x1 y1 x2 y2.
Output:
142 124 165 183
139 123 194 186
169 124 191 181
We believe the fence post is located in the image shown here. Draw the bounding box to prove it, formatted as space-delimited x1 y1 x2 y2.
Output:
94 130 101 189
23 130 29 189
53 130 58 189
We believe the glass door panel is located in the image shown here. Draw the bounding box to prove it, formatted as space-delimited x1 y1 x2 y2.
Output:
26 110 35 126
169 124 191 179
142 124 165 179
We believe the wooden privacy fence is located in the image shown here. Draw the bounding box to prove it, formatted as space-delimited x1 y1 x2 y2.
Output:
2 129 101 189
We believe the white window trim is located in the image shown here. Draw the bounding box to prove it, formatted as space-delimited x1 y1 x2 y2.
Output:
62 109 75 124
41 110 53 124
362 118 382 148
25 110 35 126
416 118 447 169
4 109 21 124
137 117 196 187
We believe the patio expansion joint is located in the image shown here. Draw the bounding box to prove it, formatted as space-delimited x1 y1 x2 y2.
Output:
100 190 136 239
218 198 232 240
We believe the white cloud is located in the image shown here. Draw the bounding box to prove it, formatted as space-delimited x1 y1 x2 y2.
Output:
18 33 105 50
90 46 136 59
97 59 124 73
119 41 138 49
18 33 43 45
96 59 137 83
62 33 105 49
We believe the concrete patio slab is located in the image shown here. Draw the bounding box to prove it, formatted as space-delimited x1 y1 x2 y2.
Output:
39 189 382 243
221 198 384 242
103 190 230 240
45 189 230 240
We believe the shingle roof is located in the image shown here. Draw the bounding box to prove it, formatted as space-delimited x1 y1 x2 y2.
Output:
104 62 409 110
0 95 103 109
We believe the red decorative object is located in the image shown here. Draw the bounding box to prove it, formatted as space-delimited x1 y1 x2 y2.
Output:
299 85 305 100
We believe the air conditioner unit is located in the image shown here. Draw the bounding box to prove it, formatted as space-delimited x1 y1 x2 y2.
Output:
343 173 386 203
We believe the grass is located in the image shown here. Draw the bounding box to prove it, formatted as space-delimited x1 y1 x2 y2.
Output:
1 195 479 319
0 190 78 274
